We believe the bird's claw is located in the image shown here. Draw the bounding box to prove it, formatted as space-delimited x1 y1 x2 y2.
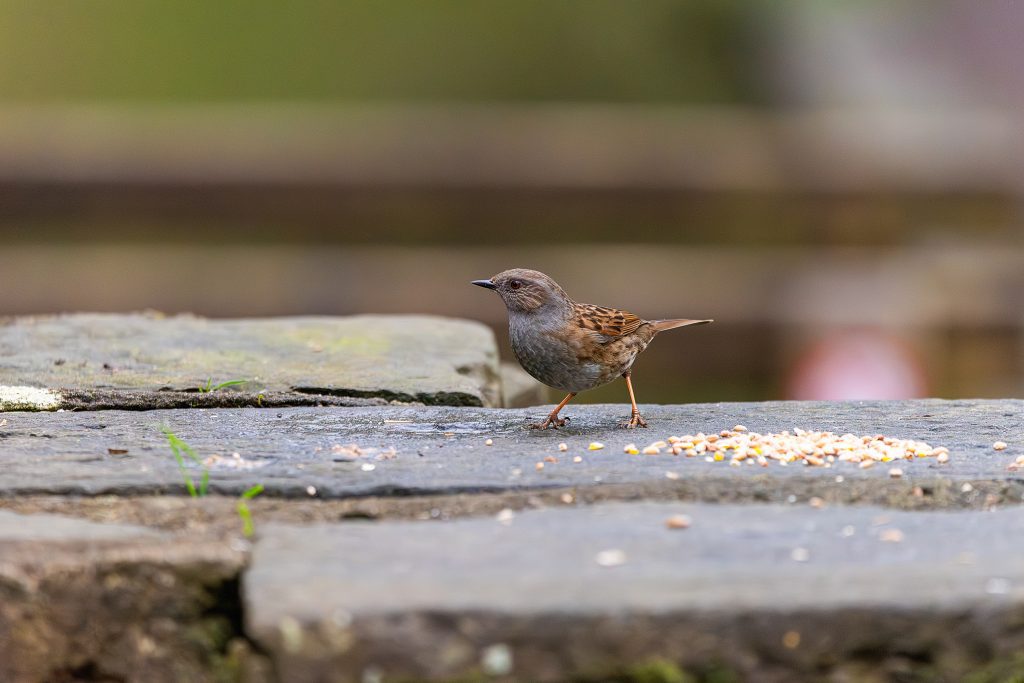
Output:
622 412 648 429
530 415 570 430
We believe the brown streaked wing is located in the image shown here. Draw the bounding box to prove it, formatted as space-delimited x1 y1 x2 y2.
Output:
572 303 647 340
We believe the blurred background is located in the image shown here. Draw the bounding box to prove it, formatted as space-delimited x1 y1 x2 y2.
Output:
2 0 1022 404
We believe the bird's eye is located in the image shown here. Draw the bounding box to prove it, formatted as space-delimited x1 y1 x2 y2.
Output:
509 280 522 290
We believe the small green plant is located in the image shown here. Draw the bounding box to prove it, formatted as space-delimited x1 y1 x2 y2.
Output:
236 484 265 537
161 427 209 497
198 378 249 393
161 427 266 536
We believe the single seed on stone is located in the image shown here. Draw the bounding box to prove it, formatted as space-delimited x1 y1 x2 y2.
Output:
642 446 661 455
809 497 824 508
665 514 691 529
594 549 627 567
560 493 574 504
623 443 639 454
535 462 544 471
360 463 375 472
544 455 558 463
665 471 680 480
782 631 801 649
859 460 874 469
588 442 605 451
306 485 317 496
496 508 515 524
573 455 583 463
961 482 974 493
880 528 905 543
888 468 904 479
485 438 494 446
936 452 950 464
558 443 568 452
993 441 1008 451
733 425 748 432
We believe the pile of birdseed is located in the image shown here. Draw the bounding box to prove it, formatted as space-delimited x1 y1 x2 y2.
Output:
622 426 950 468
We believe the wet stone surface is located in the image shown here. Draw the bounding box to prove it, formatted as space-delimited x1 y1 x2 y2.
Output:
0 313 503 409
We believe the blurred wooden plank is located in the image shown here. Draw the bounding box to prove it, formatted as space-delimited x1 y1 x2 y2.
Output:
0 104 1018 193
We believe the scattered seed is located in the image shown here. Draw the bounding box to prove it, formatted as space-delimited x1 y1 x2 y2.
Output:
588 442 605 451
595 549 627 567
665 471 680 480
613 428 949 469
360 463 375 472
888 468 904 479
496 508 515 524
484 439 493 446
623 443 639 455
665 514 691 530
961 482 974 493
880 528 904 543
306 485 317 496
808 497 824 509
782 631 801 649
560 493 574 504
993 441 1008 451
535 462 544 471
572 456 583 463
544 455 558 463
558 443 568 452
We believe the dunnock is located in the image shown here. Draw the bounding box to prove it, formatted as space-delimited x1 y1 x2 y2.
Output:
473 268 711 429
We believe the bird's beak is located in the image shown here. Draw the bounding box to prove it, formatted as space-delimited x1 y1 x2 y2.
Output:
471 279 497 290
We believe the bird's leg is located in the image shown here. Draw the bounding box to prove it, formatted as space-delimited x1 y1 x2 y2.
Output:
531 392 576 429
622 371 648 428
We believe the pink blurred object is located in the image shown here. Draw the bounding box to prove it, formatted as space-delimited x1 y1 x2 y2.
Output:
787 329 927 401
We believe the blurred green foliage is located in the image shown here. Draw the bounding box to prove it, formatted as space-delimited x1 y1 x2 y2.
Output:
0 0 757 103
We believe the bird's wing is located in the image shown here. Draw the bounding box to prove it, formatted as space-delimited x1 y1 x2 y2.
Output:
572 303 647 343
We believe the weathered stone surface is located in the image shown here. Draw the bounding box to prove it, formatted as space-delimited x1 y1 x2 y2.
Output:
0 400 1020 506
0 510 254 683
246 502 1024 682
0 313 501 409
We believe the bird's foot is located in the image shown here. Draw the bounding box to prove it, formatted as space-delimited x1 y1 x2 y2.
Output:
622 412 648 429
530 415 570 430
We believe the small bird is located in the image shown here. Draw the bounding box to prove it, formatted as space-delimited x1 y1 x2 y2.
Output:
473 268 711 429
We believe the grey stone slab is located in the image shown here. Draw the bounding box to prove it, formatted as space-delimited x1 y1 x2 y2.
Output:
0 510 253 683
0 508 159 541
245 502 1024 682
0 313 500 409
0 399 1020 507
499 361 547 408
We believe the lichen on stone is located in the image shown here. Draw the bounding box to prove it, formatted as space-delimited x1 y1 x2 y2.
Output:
0 385 61 411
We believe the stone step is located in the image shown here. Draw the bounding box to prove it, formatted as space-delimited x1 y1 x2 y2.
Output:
0 400 1018 505
0 313 507 410
0 509 252 683
245 501 1024 682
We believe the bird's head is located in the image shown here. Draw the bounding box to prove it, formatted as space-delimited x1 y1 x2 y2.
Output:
472 268 571 314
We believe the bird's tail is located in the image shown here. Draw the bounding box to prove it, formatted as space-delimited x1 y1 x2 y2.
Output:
650 318 713 333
